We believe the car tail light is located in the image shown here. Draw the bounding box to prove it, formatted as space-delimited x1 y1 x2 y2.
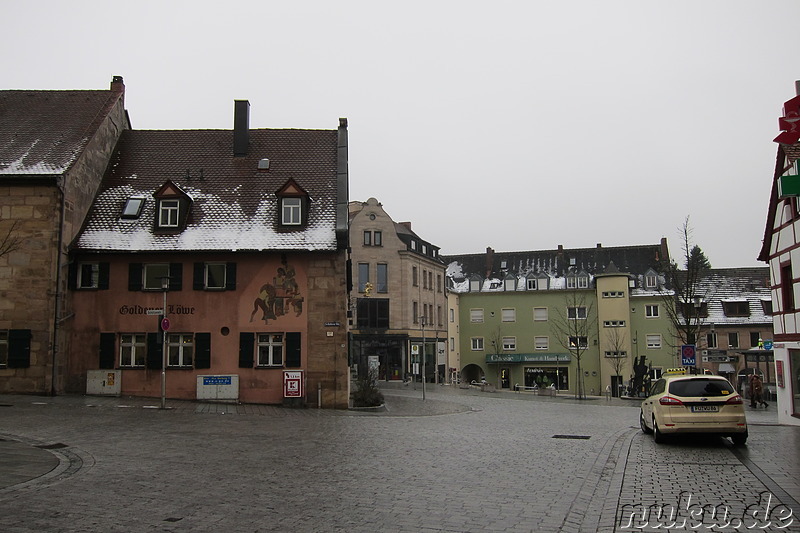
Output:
726 395 744 405
659 395 684 406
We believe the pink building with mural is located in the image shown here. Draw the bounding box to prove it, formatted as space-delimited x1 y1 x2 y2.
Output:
66 101 351 408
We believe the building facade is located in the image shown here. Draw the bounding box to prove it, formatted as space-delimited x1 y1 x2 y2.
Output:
66 100 351 408
759 81 800 425
0 77 129 394
445 243 675 397
348 198 447 382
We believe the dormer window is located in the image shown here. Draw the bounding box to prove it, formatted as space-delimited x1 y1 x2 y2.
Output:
275 179 309 229
281 198 302 225
153 181 191 233
159 199 180 227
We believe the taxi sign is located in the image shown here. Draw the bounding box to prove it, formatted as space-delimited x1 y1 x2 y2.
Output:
664 368 687 375
681 344 696 366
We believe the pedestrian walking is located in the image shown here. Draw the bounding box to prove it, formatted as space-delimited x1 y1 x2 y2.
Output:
749 374 767 408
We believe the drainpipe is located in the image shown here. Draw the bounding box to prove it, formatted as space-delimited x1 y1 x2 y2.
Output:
51 182 67 396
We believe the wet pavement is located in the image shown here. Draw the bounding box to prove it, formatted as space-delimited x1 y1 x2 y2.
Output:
0 384 795 532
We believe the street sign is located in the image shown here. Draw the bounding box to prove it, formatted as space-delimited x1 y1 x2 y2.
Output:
146 309 164 316
161 317 171 332
681 344 696 366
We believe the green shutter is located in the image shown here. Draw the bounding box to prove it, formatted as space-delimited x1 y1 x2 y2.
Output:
193 263 204 290
146 333 162 370
169 263 183 291
99 333 116 369
239 332 254 368
195 333 211 369
285 332 301 368
8 329 32 369
129 263 143 291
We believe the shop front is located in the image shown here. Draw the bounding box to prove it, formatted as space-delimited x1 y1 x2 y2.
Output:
486 353 571 392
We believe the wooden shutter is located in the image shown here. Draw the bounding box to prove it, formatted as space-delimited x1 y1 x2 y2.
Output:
169 263 183 291
7 329 32 368
146 333 162 370
285 332 301 368
195 333 211 369
128 263 143 291
238 332 254 368
98 263 110 290
99 333 116 369
225 262 237 291
193 263 204 290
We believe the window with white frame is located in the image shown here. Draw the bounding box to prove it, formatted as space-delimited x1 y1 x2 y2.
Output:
144 263 170 290
568 306 587 319
77 263 100 289
605 351 627 357
205 263 226 290
577 275 589 289
602 291 624 298
257 333 284 366
645 274 658 289
603 320 626 327
534 307 548 321
449 308 454 323
646 334 662 349
645 304 659 318
566 276 576 289
569 336 588 349
502 337 516 351
167 333 194 367
707 332 718 348
501 308 516 322
159 199 180 227
471 337 484 351
120 333 146 367
527 278 537 290
281 197 302 225
470 309 484 323
534 336 548 350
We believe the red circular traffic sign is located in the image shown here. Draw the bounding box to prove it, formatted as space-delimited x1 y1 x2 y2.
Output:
161 317 171 331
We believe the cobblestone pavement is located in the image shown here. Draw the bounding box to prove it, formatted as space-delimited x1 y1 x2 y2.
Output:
0 385 796 532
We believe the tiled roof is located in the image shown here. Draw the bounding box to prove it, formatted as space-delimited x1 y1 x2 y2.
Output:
444 242 667 281
686 267 772 326
73 128 340 252
0 89 122 176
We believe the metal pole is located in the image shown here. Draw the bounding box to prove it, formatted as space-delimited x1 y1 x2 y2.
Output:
421 316 426 401
161 278 168 409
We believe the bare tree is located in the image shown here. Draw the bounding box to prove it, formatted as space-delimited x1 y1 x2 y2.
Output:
659 216 712 355
0 220 21 259
604 326 628 396
487 326 505 388
551 291 596 399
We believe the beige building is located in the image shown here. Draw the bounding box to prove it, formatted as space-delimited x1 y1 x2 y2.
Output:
348 198 447 382
0 77 130 394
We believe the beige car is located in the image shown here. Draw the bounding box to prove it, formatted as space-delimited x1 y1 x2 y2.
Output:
640 371 748 445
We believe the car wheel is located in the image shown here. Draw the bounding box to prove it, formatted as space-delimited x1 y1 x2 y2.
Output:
653 418 666 444
732 431 748 446
640 410 652 434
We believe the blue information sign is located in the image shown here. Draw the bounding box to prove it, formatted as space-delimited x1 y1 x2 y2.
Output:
203 376 232 386
681 344 696 366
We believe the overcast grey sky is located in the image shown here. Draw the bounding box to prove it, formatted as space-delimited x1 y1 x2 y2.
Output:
3 1 798 267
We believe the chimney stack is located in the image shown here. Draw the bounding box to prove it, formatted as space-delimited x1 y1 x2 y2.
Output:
233 100 250 157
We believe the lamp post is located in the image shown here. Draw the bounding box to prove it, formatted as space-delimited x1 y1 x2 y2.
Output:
420 315 427 401
160 276 169 409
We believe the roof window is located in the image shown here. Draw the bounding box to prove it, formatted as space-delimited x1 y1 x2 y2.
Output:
121 196 145 219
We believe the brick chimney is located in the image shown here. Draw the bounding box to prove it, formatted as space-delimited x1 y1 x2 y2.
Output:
233 100 250 157
485 247 494 278
110 75 125 103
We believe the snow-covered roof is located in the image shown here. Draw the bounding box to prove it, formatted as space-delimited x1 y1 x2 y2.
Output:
0 89 122 176
679 267 772 326
72 128 341 252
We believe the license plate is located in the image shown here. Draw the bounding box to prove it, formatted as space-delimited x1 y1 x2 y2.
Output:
691 405 719 412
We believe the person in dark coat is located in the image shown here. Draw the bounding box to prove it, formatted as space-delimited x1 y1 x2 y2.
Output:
749 374 767 408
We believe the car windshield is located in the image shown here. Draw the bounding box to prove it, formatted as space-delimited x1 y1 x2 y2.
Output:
669 378 734 397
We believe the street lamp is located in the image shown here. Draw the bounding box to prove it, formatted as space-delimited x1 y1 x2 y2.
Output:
160 276 169 409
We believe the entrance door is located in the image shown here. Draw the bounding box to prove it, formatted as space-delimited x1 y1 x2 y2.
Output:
500 368 511 388
611 375 622 398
